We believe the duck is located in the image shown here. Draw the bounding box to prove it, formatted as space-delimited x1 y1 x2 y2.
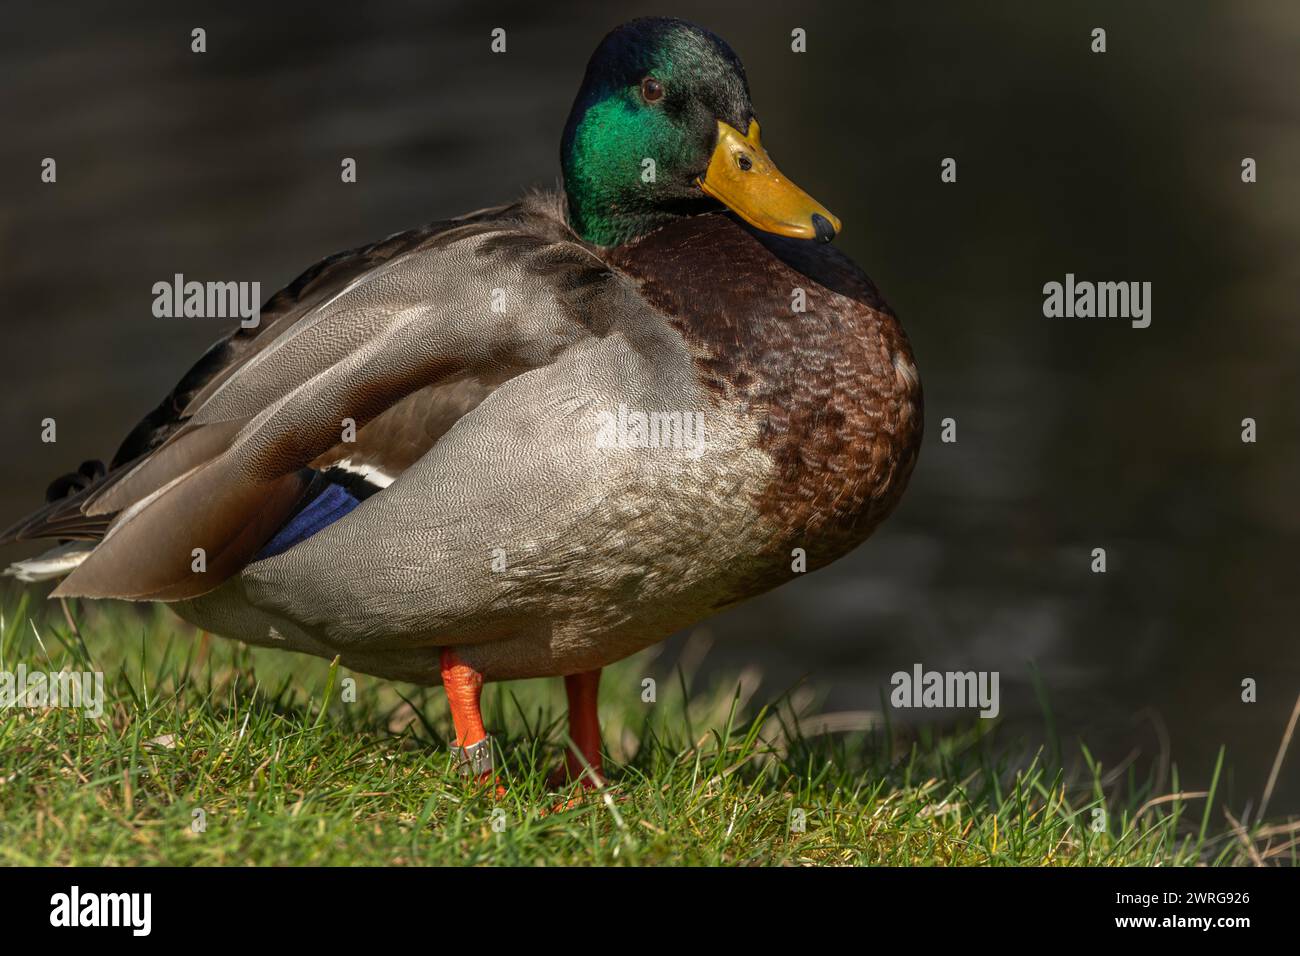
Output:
1 17 922 790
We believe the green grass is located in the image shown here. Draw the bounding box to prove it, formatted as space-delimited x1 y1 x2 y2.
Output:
0 587 1291 866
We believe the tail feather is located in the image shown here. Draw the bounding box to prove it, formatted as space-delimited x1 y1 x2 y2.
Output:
0 461 115 585
3 541 94 582
0 477 113 546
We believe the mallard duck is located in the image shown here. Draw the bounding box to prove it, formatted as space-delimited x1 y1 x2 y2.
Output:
2 17 921 789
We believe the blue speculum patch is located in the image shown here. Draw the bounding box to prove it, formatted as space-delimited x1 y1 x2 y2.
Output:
256 479 362 560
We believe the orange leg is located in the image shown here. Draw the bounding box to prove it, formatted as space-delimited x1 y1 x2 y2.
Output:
562 668 604 789
440 647 494 781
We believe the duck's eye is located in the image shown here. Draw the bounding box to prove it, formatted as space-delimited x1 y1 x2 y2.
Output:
640 77 664 103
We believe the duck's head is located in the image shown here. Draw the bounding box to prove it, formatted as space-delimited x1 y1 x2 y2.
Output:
561 18 841 248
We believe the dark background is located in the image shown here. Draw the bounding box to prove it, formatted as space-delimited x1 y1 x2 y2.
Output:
2 1 1297 813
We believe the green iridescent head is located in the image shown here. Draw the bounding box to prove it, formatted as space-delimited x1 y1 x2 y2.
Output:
561 18 840 248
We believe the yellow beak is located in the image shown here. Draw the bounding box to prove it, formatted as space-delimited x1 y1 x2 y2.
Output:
698 119 841 243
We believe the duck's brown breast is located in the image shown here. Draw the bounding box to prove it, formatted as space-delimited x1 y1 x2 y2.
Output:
607 213 923 572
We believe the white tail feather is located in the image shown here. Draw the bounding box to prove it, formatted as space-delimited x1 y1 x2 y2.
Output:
4 542 94 582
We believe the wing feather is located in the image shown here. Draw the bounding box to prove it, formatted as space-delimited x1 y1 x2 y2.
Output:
46 195 606 601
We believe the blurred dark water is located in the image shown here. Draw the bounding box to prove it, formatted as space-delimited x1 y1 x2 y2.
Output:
2 2 1297 813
